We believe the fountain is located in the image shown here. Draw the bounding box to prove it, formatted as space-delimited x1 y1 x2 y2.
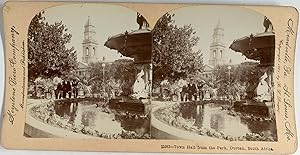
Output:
104 13 152 114
25 12 152 139
150 16 277 141
229 16 275 118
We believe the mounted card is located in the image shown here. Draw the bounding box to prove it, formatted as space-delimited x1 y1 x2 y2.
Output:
0 1 298 154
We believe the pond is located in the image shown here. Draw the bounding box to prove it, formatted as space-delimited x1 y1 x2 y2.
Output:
154 102 277 141
30 99 150 139
180 103 277 138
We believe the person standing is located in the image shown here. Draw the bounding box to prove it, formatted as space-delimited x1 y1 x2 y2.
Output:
203 83 210 100
62 80 67 98
53 76 62 99
58 82 63 99
72 80 79 98
56 82 62 99
67 81 72 98
191 83 197 101
181 84 187 101
178 78 187 102
187 83 193 101
197 82 204 101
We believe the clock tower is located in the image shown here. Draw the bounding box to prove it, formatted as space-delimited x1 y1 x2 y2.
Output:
209 20 226 67
82 16 98 64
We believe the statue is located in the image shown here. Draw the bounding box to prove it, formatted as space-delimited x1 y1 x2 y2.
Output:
132 69 148 99
263 16 273 32
254 71 272 102
137 12 149 30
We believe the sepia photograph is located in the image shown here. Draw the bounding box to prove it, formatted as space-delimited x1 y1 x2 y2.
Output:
151 6 277 142
24 3 152 139
0 1 299 154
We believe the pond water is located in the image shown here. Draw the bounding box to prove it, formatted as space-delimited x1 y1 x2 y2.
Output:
53 101 150 136
179 103 277 139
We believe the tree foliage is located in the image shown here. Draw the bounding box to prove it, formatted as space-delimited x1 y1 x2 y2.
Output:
152 13 204 85
214 62 263 98
28 11 77 82
88 59 138 95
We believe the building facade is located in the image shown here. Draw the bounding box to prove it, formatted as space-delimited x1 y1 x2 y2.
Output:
82 16 98 64
208 20 226 68
199 64 214 81
75 61 89 80
200 21 227 82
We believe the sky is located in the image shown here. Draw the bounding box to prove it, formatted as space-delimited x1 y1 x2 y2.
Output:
43 3 138 63
42 4 266 65
166 5 265 65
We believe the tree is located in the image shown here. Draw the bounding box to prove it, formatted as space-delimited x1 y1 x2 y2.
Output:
87 59 138 96
28 11 77 82
152 13 204 86
214 62 263 99
87 62 106 94
110 59 138 96
110 59 137 84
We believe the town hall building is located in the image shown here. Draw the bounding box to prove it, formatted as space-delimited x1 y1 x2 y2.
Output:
82 16 99 64
200 20 227 81
75 17 99 79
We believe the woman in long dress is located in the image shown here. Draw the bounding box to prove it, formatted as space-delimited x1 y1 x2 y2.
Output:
132 70 147 99
255 72 271 102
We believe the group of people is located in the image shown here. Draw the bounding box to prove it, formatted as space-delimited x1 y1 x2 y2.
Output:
179 82 205 101
53 76 79 99
177 78 216 102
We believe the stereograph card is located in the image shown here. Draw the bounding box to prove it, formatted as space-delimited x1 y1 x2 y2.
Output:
0 1 298 154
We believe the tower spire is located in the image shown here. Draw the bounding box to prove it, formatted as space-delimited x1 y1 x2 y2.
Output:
209 20 226 67
86 16 91 26
82 16 98 64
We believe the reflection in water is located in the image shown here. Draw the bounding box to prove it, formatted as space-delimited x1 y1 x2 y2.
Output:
209 114 224 133
179 103 276 138
54 101 149 135
194 105 204 128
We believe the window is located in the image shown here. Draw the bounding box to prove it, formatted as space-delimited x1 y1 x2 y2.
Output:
213 50 216 58
220 50 223 58
86 47 89 56
93 47 96 56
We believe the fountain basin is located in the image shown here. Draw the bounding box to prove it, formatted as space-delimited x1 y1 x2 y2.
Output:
151 101 277 141
233 100 269 117
104 29 152 63
108 96 151 114
229 32 275 66
25 98 150 139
